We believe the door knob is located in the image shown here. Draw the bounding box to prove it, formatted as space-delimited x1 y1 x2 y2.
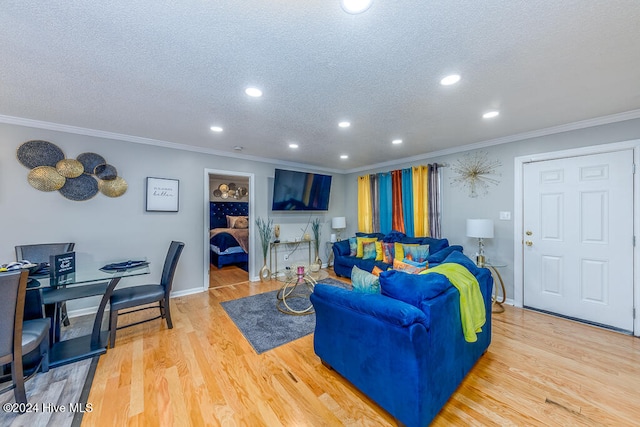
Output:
526 230 532 236
525 241 533 246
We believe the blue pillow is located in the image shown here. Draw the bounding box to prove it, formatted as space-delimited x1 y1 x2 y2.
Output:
356 232 385 240
381 230 406 243
379 269 451 307
348 237 358 256
362 241 377 260
351 265 380 294
441 250 482 275
402 258 428 268
403 244 430 262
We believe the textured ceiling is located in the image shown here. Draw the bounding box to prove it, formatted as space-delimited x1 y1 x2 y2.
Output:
1 1 640 172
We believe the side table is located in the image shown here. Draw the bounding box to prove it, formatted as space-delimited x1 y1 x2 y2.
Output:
480 262 507 313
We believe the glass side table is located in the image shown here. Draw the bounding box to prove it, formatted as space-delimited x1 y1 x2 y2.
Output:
479 262 506 313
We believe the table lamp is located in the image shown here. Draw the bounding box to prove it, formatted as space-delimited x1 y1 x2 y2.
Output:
331 217 346 241
466 219 494 267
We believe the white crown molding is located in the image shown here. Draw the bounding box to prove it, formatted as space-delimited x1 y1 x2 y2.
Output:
0 114 345 175
2 108 640 176
343 108 640 174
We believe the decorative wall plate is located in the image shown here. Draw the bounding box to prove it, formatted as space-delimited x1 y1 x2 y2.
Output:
98 176 128 197
17 140 65 168
27 166 66 191
77 152 106 174
56 158 84 178
218 184 229 192
213 189 222 197
94 163 118 180
59 174 99 201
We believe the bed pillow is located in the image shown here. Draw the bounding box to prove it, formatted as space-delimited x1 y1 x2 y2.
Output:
233 217 249 229
403 244 430 262
227 215 247 228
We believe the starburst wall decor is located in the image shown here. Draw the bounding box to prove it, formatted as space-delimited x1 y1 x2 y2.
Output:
450 151 501 198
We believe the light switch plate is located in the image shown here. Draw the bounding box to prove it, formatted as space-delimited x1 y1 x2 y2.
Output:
499 211 511 220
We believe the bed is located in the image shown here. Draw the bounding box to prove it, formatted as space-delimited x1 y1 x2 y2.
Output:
209 202 249 271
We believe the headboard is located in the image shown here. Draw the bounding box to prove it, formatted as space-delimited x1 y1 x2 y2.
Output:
209 202 249 229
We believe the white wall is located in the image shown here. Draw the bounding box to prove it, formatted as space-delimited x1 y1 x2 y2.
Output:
0 122 346 313
344 118 640 301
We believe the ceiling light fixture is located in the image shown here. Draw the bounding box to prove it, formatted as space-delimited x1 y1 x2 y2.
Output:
338 121 351 128
440 74 461 86
289 143 299 149
483 111 500 119
233 146 243 151
340 154 349 159
245 87 263 97
341 0 373 14
210 126 223 132
392 139 403 145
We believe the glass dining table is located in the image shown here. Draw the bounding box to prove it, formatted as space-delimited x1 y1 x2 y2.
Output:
29 261 150 368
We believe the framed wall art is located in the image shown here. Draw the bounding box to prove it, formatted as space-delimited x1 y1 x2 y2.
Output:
146 177 179 212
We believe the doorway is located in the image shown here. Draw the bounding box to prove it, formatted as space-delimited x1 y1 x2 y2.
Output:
514 141 639 336
203 169 255 291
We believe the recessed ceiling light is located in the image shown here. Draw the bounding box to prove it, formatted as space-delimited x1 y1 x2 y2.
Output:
245 87 263 97
440 74 461 86
340 154 349 159
341 0 373 14
392 139 403 145
210 126 223 132
233 146 243 151
338 121 351 128
483 111 500 119
289 143 299 149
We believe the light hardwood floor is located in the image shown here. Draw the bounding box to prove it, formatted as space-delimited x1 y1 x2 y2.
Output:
82 266 640 426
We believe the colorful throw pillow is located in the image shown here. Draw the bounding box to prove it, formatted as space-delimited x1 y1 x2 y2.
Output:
393 258 427 274
381 242 395 264
362 241 377 260
404 244 429 262
348 237 358 256
374 241 383 261
394 242 416 262
356 237 378 258
371 266 384 276
403 258 428 269
351 266 380 294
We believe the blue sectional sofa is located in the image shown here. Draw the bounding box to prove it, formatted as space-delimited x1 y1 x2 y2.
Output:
311 250 492 427
332 231 461 278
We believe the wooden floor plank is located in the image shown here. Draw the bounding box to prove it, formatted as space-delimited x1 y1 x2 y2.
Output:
82 265 640 426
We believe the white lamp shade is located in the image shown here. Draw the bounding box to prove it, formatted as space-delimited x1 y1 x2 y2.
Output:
466 219 494 239
332 217 346 229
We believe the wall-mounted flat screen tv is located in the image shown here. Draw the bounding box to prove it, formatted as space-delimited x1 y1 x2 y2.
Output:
272 168 332 211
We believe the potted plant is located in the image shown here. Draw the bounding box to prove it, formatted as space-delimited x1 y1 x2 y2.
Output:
255 217 273 281
311 218 322 269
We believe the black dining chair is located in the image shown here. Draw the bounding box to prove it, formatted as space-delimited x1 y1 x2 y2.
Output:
15 242 75 325
108 241 185 348
0 270 50 404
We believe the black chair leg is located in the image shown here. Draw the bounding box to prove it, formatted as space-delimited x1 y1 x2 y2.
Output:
163 299 173 329
109 309 118 348
11 360 26 405
61 302 70 327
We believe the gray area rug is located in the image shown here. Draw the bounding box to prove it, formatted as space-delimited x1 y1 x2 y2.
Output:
221 278 350 354
0 315 98 427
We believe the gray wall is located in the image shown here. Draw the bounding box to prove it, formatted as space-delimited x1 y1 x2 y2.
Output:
344 118 640 301
1 122 345 313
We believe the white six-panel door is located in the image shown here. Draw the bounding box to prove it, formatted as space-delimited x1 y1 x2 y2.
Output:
523 149 634 332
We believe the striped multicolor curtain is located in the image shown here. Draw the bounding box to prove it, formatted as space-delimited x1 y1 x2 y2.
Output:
412 165 430 236
401 168 414 236
428 164 442 238
378 173 392 234
391 170 405 233
357 164 441 236
357 174 373 233
369 174 380 233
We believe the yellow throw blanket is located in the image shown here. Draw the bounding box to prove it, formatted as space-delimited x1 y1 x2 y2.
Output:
421 263 486 342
